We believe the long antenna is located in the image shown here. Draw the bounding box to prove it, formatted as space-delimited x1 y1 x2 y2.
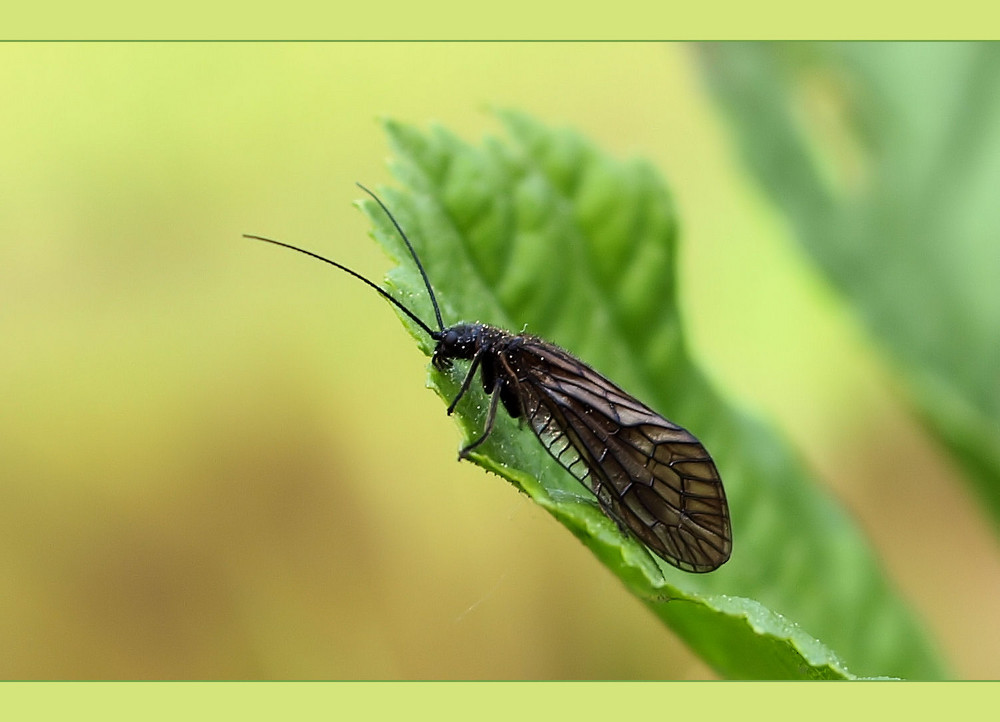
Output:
243 233 440 339
355 183 445 334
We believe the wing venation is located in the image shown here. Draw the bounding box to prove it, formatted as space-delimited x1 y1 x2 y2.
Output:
505 338 732 572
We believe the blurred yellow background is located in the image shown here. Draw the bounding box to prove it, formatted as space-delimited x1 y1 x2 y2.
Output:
1 43 996 679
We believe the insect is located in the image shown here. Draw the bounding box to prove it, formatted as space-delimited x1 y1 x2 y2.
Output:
246 184 732 572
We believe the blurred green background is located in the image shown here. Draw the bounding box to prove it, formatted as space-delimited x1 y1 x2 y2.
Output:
1 43 997 679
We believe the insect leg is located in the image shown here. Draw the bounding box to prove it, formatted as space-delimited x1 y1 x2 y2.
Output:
458 377 502 460
447 350 484 416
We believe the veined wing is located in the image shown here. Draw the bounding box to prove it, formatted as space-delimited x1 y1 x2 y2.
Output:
507 338 732 572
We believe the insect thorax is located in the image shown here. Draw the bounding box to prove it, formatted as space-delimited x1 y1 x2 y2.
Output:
431 323 514 370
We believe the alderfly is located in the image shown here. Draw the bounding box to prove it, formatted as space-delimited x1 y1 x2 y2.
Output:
246 184 732 572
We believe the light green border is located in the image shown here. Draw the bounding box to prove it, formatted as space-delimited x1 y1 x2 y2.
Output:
4 680 997 717
2 1 999 39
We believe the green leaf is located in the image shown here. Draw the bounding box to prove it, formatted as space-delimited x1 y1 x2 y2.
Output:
697 42 1000 527
358 110 945 679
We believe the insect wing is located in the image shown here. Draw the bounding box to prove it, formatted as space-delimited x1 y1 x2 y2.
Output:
508 340 732 572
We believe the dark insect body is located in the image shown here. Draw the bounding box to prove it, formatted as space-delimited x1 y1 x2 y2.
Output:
246 184 732 573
